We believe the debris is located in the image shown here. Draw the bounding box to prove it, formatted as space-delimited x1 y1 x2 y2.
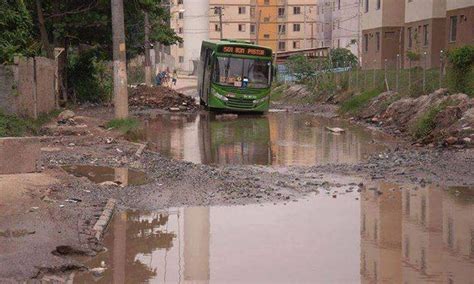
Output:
325 127 345 133
57 110 75 123
215 114 238 121
99 181 120 187
90 267 106 277
135 143 148 157
129 85 198 111
445 136 458 145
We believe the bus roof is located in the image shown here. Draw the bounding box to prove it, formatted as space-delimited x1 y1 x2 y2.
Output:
202 39 272 53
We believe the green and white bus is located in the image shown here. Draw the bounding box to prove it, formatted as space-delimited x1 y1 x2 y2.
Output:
198 40 273 112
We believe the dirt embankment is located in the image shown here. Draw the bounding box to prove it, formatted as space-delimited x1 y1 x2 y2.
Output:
276 85 474 147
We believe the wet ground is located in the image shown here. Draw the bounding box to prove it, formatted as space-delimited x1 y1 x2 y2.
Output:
144 112 392 166
62 165 149 186
74 183 474 283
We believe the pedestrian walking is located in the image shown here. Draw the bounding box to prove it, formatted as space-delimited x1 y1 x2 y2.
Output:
172 70 178 88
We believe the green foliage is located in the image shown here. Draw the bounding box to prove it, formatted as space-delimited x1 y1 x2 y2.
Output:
329 48 358 68
106 118 141 134
406 50 421 62
339 90 380 114
410 99 457 139
286 55 320 82
67 49 112 103
0 0 39 64
0 110 60 137
447 45 474 95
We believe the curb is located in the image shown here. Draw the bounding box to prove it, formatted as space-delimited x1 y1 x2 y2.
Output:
92 198 117 241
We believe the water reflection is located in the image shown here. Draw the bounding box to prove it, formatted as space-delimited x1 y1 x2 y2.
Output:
144 113 389 166
74 184 474 283
361 184 474 284
62 165 148 186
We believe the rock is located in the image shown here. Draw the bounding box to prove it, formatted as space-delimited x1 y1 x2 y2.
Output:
99 181 120 187
90 267 106 277
57 110 75 122
325 127 345 133
462 137 472 144
445 136 458 145
359 91 397 119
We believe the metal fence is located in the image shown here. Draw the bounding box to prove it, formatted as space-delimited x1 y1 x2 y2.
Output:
277 50 450 97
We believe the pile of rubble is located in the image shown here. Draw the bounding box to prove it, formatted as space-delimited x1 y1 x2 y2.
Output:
129 85 198 112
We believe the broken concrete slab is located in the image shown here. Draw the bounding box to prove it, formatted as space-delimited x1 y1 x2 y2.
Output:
0 137 41 174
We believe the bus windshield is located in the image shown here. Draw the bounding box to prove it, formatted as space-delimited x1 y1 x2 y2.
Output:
213 57 271 89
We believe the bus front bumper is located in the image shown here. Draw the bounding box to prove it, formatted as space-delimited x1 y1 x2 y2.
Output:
208 95 270 112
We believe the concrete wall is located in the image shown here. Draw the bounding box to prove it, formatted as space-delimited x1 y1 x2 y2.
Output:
183 0 210 73
447 0 474 10
0 138 40 174
405 0 447 23
0 57 56 118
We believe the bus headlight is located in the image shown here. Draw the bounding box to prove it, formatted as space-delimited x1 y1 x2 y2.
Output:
211 89 228 102
253 96 268 105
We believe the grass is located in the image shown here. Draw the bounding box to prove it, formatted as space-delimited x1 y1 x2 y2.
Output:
410 99 457 140
339 89 380 114
106 118 141 134
0 110 61 137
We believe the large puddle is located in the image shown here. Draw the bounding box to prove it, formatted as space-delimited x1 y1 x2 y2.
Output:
143 112 391 166
74 184 474 283
62 165 148 186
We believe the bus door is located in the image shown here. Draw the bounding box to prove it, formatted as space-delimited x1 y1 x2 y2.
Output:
202 49 213 105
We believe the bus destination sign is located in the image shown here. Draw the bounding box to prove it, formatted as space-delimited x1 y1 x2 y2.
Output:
220 46 271 57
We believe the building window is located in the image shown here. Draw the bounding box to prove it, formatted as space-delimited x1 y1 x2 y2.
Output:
423 24 429 45
264 17 270 22
364 0 369 13
179 56 184 63
264 0 269 5
278 41 286 51
408 27 412 48
293 41 300 49
178 27 183 34
238 7 246 14
214 24 220 31
376 0 381 10
178 42 183 48
449 16 457 42
250 7 256 17
337 0 341 10
278 24 286 34
238 24 246 32
293 6 301 15
178 0 183 4
264 34 270 39
293 23 301 32
178 12 184 19
278 7 285 17
337 39 341 48
364 34 369 52
250 24 256 34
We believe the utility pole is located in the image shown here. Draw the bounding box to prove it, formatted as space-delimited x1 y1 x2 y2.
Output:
216 7 224 40
256 10 262 45
303 5 307 49
111 0 128 119
144 11 152 86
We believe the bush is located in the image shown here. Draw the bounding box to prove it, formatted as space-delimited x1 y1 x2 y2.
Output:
447 45 474 96
67 49 112 103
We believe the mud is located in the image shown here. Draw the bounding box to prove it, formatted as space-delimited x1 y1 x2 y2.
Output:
0 101 473 281
62 165 149 186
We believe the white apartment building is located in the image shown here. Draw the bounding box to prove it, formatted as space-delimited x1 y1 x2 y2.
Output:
332 0 361 57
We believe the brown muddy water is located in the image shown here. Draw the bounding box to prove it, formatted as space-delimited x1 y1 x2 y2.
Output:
62 165 148 186
143 112 392 166
74 184 474 283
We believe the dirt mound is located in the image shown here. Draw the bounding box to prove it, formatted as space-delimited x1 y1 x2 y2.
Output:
359 91 398 119
129 85 198 112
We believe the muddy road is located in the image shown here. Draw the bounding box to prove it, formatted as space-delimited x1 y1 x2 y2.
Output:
1 106 473 282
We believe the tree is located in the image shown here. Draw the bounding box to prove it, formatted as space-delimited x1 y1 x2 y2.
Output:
0 0 39 64
329 48 358 68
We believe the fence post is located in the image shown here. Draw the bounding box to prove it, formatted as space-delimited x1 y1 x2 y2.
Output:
356 64 359 90
373 59 376 89
384 59 389 91
408 58 412 93
439 50 444 89
423 51 427 93
396 54 400 92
